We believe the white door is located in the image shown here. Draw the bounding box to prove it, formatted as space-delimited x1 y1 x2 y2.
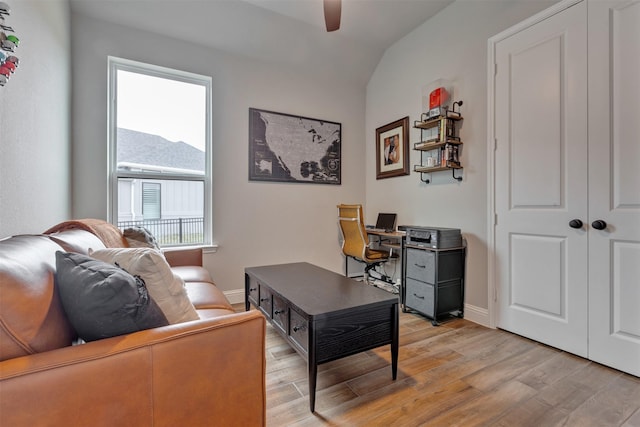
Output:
494 1 589 357
587 0 640 377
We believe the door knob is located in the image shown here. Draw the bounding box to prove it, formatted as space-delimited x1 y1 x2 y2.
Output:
569 219 583 229
592 220 607 230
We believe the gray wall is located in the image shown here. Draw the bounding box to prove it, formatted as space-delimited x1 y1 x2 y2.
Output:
1 1 559 315
365 0 556 319
70 12 366 293
0 0 71 237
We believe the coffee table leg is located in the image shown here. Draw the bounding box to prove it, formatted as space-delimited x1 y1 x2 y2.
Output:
391 302 399 380
308 360 317 412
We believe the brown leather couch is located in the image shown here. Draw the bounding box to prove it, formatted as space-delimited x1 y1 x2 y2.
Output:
0 220 266 426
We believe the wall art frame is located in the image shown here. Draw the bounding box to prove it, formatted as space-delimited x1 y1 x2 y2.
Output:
249 108 341 185
376 116 410 179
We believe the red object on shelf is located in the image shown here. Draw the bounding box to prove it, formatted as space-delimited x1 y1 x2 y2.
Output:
429 87 449 110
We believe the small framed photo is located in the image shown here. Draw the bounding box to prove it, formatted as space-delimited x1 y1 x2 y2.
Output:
376 116 410 179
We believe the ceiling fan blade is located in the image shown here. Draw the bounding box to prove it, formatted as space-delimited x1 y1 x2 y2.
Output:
323 0 341 32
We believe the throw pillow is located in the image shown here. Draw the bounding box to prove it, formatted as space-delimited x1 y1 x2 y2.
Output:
89 247 200 324
123 226 161 250
55 251 169 342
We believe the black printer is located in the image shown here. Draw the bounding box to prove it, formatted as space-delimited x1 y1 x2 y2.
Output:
400 225 462 249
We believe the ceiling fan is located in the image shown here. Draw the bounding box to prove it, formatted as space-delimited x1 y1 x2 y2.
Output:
323 0 341 32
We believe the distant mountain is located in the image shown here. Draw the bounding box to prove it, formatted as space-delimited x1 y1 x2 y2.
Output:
117 128 205 172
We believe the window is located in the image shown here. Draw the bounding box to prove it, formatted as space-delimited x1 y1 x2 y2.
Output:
142 182 161 220
108 57 212 246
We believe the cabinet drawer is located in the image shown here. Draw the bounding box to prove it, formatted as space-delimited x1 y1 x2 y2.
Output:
259 286 273 318
405 277 434 317
247 278 259 306
289 308 308 353
272 295 288 333
406 248 435 283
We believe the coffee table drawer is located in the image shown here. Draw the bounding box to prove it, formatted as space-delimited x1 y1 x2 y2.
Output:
289 308 308 353
247 278 259 307
259 286 272 318
272 295 288 333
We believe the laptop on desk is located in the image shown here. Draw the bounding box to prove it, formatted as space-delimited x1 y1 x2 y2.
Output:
368 213 397 233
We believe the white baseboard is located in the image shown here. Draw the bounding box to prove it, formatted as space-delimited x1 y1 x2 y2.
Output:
224 289 492 328
224 288 245 305
463 303 491 328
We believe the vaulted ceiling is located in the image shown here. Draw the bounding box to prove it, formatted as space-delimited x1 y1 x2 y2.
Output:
70 0 454 86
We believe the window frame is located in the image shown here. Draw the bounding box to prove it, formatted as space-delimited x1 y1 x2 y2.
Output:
107 56 213 246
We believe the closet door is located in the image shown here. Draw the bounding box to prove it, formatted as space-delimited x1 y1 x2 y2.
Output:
494 1 589 357
587 0 640 377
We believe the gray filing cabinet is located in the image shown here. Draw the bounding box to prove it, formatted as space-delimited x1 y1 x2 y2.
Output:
401 243 465 325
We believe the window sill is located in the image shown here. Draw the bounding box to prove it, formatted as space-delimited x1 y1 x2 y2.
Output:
162 244 219 254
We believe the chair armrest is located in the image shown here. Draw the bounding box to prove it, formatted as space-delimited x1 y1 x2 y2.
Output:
0 310 266 427
163 246 203 267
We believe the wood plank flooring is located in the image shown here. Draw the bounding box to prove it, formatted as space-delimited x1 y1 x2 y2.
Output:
243 305 640 426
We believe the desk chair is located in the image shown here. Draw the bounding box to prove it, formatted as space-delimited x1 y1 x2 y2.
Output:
337 204 390 283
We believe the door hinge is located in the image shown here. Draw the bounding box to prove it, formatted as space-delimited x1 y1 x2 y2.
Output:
494 63 498 76
494 138 498 151
494 213 498 226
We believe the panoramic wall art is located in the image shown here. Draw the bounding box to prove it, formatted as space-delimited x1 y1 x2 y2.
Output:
249 108 341 185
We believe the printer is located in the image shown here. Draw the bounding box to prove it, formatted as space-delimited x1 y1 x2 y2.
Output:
401 225 462 249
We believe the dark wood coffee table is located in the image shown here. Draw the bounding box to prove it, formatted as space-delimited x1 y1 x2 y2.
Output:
245 262 399 412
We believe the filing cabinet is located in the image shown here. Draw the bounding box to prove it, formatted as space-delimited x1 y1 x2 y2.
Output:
402 243 465 325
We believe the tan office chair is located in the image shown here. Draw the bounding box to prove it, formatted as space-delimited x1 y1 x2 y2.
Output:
337 204 390 282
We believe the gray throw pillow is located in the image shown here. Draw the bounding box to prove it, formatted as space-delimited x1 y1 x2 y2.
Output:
55 251 169 342
123 226 161 250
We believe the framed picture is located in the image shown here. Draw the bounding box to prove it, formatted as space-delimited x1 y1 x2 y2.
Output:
249 108 341 184
376 116 410 179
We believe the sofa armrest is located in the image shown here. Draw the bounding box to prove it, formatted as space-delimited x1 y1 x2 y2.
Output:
163 246 203 267
0 310 266 427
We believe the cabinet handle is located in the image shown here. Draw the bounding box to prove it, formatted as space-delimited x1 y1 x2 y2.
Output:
413 293 425 300
293 324 307 333
260 297 270 303
414 263 426 269
274 309 284 315
249 287 257 292
592 220 607 230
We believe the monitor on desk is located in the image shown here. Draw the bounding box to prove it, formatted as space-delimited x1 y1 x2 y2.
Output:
375 213 397 232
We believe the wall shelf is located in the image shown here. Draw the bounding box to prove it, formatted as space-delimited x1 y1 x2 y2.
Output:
412 105 464 184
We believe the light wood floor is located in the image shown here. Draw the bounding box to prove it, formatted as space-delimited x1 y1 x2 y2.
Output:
250 306 640 426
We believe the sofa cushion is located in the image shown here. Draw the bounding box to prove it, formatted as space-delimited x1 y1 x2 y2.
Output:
89 248 200 324
55 251 169 342
0 236 76 362
171 265 214 284
185 282 234 311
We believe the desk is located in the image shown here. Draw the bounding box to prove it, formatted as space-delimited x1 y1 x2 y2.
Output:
364 229 405 289
366 229 405 252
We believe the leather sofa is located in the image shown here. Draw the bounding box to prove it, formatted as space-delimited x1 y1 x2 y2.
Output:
0 219 266 426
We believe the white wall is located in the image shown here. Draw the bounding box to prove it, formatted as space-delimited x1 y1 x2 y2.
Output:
0 0 71 237
366 0 556 317
70 13 366 293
